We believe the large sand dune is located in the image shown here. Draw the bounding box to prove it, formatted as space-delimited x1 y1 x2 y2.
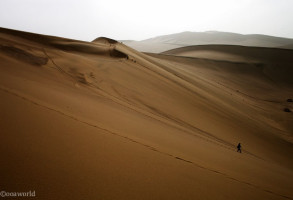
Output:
1 28 293 199
123 31 293 53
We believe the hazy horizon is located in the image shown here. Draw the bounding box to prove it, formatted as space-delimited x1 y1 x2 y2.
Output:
1 0 293 41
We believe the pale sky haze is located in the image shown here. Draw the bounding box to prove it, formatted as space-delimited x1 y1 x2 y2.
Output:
1 0 293 41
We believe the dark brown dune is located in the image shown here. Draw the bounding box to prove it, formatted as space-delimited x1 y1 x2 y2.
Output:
163 45 293 62
0 44 48 66
162 45 293 85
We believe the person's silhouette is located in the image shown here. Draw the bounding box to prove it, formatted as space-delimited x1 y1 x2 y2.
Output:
237 143 242 153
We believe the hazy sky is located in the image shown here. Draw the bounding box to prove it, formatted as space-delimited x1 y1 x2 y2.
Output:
1 0 293 41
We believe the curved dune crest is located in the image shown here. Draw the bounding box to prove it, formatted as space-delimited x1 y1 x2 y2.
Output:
163 44 293 62
0 28 128 58
52 41 128 58
1 28 293 200
92 36 119 45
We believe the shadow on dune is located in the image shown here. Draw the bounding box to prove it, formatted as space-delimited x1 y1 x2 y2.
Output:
0 45 48 66
0 28 128 59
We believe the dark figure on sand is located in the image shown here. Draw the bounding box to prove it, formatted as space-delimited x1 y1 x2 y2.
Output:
237 143 242 153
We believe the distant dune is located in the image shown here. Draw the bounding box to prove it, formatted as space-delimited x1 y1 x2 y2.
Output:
1 27 293 200
278 44 293 49
123 31 293 53
162 45 293 84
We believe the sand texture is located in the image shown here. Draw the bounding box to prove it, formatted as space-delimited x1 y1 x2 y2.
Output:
1 28 293 199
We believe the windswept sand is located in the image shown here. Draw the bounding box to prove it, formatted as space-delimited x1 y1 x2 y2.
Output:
1 28 293 199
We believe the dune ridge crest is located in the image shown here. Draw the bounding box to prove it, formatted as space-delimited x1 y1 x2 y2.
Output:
92 37 119 44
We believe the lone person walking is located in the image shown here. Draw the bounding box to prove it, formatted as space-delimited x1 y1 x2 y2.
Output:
237 143 242 153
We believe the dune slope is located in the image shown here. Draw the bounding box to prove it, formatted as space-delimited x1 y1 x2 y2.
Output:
1 28 293 200
123 31 293 53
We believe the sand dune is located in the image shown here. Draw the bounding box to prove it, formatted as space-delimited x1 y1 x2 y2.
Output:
162 45 293 85
123 31 293 53
279 44 293 49
1 27 293 199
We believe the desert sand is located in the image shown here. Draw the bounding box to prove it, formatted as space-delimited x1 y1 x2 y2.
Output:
0 27 293 199
123 31 293 53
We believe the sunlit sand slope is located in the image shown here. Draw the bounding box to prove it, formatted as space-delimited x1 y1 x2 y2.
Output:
1 28 293 199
